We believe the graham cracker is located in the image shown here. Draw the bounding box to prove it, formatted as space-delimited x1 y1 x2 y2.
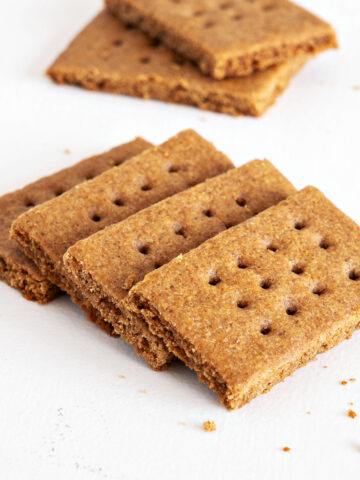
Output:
47 11 308 117
11 130 233 334
0 138 151 303
127 187 360 408
106 0 337 79
64 160 295 370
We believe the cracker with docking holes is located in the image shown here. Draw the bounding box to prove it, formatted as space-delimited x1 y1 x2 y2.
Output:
106 0 337 79
0 138 151 303
126 187 360 408
11 130 233 334
64 160 295 370
47 11 308 117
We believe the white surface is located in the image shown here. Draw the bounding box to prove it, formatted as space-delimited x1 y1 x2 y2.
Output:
0 1 359 478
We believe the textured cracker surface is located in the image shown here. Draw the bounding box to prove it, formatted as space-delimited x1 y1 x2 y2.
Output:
48 11 308 117
0 138 150 303
106 0 337 79
64 160 295 369
128 187 360 408
11 130 233 333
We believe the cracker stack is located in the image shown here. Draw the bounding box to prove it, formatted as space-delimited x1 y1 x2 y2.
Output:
4 129 360 410
47 0 337 116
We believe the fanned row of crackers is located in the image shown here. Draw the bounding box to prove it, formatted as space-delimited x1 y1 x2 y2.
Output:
2 129 360 409
47 0 337 116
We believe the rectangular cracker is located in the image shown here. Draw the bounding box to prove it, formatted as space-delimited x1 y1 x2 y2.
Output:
126 187 360 408
11 130 233 334
64 160 296 370
47 11 308 117
0 137 151 304
106 0 337 79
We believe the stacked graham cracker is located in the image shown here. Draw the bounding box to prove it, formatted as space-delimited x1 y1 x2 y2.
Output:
2 129 360 410
47 0 337 116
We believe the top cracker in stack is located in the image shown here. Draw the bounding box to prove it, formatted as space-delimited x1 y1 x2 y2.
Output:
106 0 337 79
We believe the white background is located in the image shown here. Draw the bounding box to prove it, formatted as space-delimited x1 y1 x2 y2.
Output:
0 1 359 479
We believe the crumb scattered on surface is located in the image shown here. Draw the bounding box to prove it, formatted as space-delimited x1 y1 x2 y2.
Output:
348 410 357 419
180 421 187 426
341 380 348 385
350 402 354 406
119 375 125 379
140 389 147 394
64 149 71 154
350 378 356 382
323 365 328 368
282 447 291 452
306 411 311 415
203 420 216 432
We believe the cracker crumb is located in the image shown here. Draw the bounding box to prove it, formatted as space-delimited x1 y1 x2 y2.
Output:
323 365 328 368
64 149 71 155
306 411 311 415
140 389 147 394
341 380 348 385
180 421 187 426
203 420 216 432
350 402 354 406
348 409 357 419
119 375 125 379
282 447 291 452
349 378 356 382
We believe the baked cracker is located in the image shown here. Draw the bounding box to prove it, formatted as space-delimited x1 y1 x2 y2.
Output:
127 187 360 408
